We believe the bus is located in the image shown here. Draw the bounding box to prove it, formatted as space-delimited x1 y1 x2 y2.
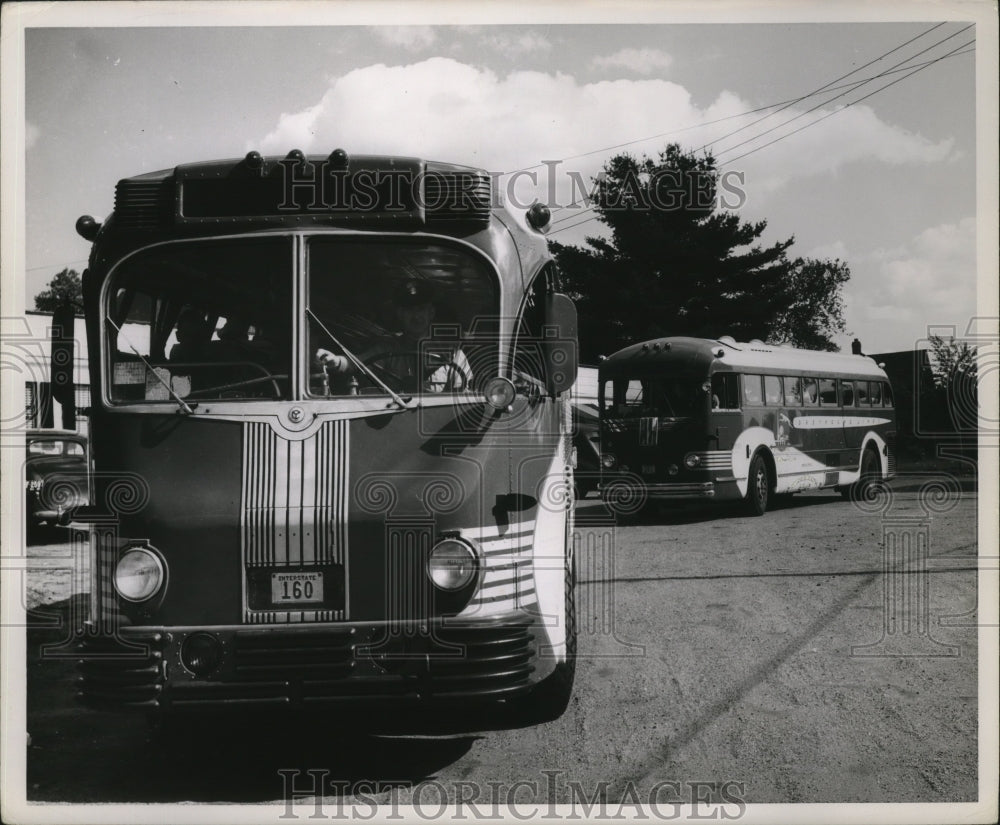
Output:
64 149 578 725
598 336 896 515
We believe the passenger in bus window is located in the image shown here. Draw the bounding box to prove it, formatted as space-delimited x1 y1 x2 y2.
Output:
169 308 210 363
803 379 818 405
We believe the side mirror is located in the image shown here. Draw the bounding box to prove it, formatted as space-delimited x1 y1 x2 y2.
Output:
543 293 578 397
50 301 76 429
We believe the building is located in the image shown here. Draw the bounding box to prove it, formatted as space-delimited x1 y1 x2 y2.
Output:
3 311 90 437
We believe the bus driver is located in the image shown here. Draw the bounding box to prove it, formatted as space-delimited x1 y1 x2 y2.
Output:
316 279 472 394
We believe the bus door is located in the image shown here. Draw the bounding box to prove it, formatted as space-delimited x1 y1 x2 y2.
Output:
839 378 865 466
709 372 742 452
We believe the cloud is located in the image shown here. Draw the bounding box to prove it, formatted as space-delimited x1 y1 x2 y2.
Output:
478 31 552 56
255 58 960 219
25 122 40 150
805 240 849 261
372 26 437 51
840 217 977 352
592 48 673 76
705 101 955 200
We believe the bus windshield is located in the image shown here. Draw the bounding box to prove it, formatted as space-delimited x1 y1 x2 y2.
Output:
306 238 498 396
602 374 704 418
107 237 294 403
105 236 500 404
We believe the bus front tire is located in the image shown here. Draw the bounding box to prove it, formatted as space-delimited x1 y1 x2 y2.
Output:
744 453 771 516
507 560 577 725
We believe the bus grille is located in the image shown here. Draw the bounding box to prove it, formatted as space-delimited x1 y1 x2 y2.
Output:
423 171 492 226
690 451 733 472
114 179 173 229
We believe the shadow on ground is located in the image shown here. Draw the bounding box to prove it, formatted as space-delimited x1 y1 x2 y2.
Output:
25 597 535 803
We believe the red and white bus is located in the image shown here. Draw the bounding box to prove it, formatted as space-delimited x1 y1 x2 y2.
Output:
64 150 578 725
599 336 896 515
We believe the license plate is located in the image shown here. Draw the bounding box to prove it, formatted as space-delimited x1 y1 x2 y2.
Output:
642 464 656 475
271 571 323 605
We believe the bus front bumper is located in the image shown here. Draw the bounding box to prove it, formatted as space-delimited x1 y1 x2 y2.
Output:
601 479 741 501
76 615 551 712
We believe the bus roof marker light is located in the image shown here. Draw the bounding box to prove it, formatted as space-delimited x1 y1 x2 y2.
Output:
76 215 101 241
327 148 349 170
286 149 305 163
244 151 264 173
715 348 725 357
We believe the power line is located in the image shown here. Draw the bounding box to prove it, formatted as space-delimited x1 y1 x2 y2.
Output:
546 42 974 237
698 22 949 156
548 212 607 237
713 24 974 160
510 22 950 177
546 44 976 233
720 37 974 168
25 259 89 273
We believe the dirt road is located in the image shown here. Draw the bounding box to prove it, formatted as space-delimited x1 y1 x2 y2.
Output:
23 478 979 807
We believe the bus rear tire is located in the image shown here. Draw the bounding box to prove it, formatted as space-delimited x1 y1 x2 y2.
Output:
847 447 881 502
744 453 771 516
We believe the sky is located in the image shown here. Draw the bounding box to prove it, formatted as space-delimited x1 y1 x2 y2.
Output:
12 5 993 355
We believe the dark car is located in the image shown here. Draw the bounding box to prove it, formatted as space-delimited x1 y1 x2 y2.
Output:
25 430 89 528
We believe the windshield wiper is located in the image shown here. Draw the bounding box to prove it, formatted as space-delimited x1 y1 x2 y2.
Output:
306 308 414 411
107 319 196 415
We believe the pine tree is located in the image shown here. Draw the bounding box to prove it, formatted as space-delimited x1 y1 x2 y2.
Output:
551 144 848 360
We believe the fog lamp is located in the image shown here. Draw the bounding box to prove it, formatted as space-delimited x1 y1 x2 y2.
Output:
668 464 680 476
428 538 478 591
484 376 516 410
113 547 164 602
601 453 617 469
181 632 223 676
684 454 702 468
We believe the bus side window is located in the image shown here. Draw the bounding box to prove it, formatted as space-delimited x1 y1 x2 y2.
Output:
840 379 855 407
802 378 818 405
784 377 803 406
856 381 869 406
764 375 782 406
882 381 894 407
819 378 837 406
711 373 739 410
742 374 763 406
869 380 882 406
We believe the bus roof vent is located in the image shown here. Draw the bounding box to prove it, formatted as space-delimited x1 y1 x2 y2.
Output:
114 179 173 230
423 170 492 228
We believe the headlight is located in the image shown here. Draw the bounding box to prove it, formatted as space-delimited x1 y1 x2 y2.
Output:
427 538 478 591
601 453 617 469
484 376 516 410
684 454 702 468
113 547 164 602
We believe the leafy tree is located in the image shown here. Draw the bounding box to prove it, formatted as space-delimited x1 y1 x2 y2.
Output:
550 144 849 360
770 258 851 351
33 268 83 312
927 334 977 389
